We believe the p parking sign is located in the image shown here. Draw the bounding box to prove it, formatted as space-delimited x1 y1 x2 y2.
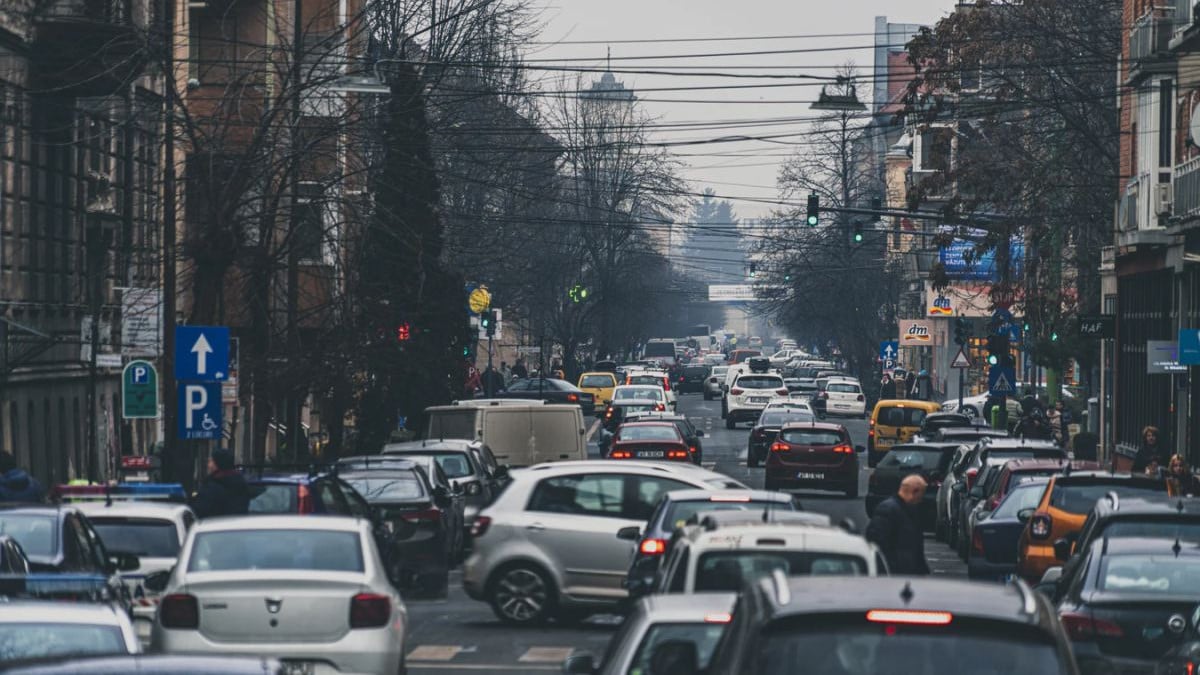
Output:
122 361 158 419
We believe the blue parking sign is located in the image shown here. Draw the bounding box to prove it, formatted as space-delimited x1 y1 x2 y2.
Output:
178 382 222 440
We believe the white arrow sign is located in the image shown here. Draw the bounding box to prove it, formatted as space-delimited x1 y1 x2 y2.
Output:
884 345 896 358
191 333 213 375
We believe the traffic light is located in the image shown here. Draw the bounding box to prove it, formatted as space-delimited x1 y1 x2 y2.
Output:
1050 330 1059 342
568 284 589 303
986 333 1009 367
852 221 864 243
953 317 970 346
480 310 496 337
806 193 819 226
396 322 411 342
749 263 757 278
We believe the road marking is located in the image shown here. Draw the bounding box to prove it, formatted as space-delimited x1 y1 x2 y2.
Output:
519 647 575 663
586 418 601 441
408 645 463 661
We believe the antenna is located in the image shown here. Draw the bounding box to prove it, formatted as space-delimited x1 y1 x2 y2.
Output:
1174 538 1183 558
606 45 611 71
899 581 914 604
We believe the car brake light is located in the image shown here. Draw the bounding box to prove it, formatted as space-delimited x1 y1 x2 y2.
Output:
679 376 686 382
866 610 952 625
667 450 689 460
605 407 614 419
662 377 671 391
770 442 789 452
640 538 667 555
160 593 199 629
857 394 865 401
833 444 853 454
297 484 315 514
1030 513 1052 540
710 495 751 502
655 403 665 411
965 468 979 489
689 446 697 454
567 393 579 402
1060 611 1123 641
470 515 492 538
610 450 632 459
971 529 984 555
704 612 733 623
350 593 391 628
731 388 744 395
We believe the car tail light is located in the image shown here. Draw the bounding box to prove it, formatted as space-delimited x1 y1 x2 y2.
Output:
730 388 744 395
667 450 689 460
704 612 733 623
689 446 697 454
869 417 875 439
605 407 614 419
566 393 579 402
857 394 865 401
971 529 984 555
640 538 667 555
297 484 315 514
679 376 686 383
866 610 952 625
833 444 853 454
160 593 199 629
964 468 979 490
655 403 666 411
610 450 632 459
1030 513 1052 540
770 442 789 453
1060 611 1123 641
470 515 492 538
350 593 391 628
818 392 828 399
662 377 671 391
777 388 789 396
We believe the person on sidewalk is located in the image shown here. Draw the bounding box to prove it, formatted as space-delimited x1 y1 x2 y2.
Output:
866 474 930 575
191 448 252 519
1132 426 1169 474
0 452 44 503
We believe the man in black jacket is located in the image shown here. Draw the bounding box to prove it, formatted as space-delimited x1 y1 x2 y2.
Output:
866 474 930 575
191 448 252 518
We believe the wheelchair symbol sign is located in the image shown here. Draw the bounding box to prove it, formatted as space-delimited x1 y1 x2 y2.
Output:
178 383 222 440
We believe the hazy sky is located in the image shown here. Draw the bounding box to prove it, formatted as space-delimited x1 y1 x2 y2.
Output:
533 0 954 220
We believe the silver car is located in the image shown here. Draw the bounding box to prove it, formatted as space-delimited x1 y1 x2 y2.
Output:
562 593 736 675
0 600 140 661
150 515 407 675
463 460 745 625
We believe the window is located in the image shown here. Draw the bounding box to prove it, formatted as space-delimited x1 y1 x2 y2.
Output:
826 383 860 394
876 407 930 427
248 484 298 513
89 517 179 557
294 196 325 262
879 449 950 472
617 425 681 442
0 624 127 661
694 552 867 592
993 483 1049 520
915 126 953 173
779 429 844 446
190 12 245 85
188 529 363 572
343 476 425 502
1099 554 1200 595
664 500 793 531
316 480 351 514
0 514 57 559
580 374 615 388
628 476 692 521
528 474 624 517
667 547 690 592
1049 483 1165 514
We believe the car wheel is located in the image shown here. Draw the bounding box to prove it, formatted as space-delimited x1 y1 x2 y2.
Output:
489 564 555 625
844 480 859 498
725 417 736 430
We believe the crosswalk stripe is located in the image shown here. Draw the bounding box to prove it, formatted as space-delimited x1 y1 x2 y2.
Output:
408 645 463 661
519 647 575 663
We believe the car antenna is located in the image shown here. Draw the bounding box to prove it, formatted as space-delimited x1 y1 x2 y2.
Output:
900 581 914 605
104 483 113 508
1174 537 1183 558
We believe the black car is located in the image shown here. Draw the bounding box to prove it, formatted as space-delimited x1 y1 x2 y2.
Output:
622 412 707 463
377 439 506 524
918 413 974 438
747 408 816 468
699 576 1080 675
968 477 1050 580
1056 535 1200 674
496 377 596 415
339 464 458 597
866 442 960 527
675 365 711 394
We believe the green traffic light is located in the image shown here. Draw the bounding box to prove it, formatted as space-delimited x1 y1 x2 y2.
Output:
806 215 818 226
853 232 863 243
987 354 999 366
1050 331 1059 341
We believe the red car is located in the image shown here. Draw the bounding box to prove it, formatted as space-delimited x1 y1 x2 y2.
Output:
607 422 692 462
764 422 860 497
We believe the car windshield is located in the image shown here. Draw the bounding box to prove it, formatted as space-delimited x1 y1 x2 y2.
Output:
629 375 665 387
1099 555 1200 595
629 622 728 672
343 476 425 501
580 374 615 388
993 482 1049 519
188 529 363 572
615 388 663 402
401 451 473 478
737 376 782 389
1103 520 1200 542
0 514 57 558
925 416 972 430
694 552 865 592
760 412 814 427
757 622 1065 674
712 368 729 377
827 383 860 394
248 484 298 513
1049 483 1166 514
684 367 709 377
0 623 127 661
880 449 951 473
664 500 794 530
779 429 843 446
877 407 930 427
619 425 680 442
90 518 179 557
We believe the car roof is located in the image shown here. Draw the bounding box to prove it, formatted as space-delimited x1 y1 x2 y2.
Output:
615 385 663 392
1094 494 1200 516
1053 470 1163 485
338 469 420 481
684 522 868 553
981 437 1062 449
0 504 74 517
0 600 128 624
888 442 962 452
618 421 677 428
874 400 942 410
579 371 616 377
778 421 845 432
190 514 368 533
633 592 739 624
521 459 723 477
1000 458 1093 472
662 489 792 504
383 439 478 451
1099 536 1200 556
73 502 193 520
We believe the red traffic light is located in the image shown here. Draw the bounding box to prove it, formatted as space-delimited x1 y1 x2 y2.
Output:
396 322 412 342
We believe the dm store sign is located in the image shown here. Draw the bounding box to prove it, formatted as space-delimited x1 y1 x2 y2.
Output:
928 294 954 317
899 319 939 346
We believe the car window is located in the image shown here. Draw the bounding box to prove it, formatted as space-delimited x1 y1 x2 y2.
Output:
615 388 663 402
182 511 196 531
826 383 860 394
736 376 783 389
74 516 107 572
618 425 681 442
249 484 298 513
628 477 693 521
0 623 128 661
528 474 625 517
664 500 794 531
316 480 351 515
1049 483 1166 514
779 429 844 446
343 476 426 502
90 517 180 557
993 482 1049 519
630 622 728 672
667 546 690 592
339 481 374 517
0 514 58 559
877 406 929 427
1099 554 1200 595
694 551 866 591
580 374 615 388
879 449 946 471
188 529 363 572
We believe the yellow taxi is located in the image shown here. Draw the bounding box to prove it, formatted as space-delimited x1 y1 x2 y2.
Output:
867 399 942 467
577 371 619 410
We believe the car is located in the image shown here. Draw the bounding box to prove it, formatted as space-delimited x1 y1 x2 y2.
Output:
561 593 736 675
725 372 789 429
867 399 943 467
944 392 1023 420
0 601 140 662
622 489 797 598
915 412 975 439
625 369 677 411
866 442 961 528
0 654 284 675
378 439 505 524
654 516 882 595
577 371 619 409
642 338 678 367
967 478 1050 580
607 422 693 462
747 408 816 468
676 364 711 394
933 426 1010 444
763 422 860 497
462 460 746 624
497 378 596 416
727 349 761 365
815 377 866 418
1016 471 1170 583
703 575 1080 675
150 515 407 675
605 385 669 429
766 398 814 415
1055 535 1200 675
0 504 137 610
425 401 588 466
704 366 729 400
339 465 459 597
621 412 707 464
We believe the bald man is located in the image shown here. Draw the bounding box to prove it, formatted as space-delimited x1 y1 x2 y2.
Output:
865 474 930 575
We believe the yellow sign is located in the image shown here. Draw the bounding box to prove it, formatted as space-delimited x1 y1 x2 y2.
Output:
468 287 492 314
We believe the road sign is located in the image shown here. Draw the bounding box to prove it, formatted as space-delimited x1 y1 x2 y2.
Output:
122 361 158 419
951 348 972 369
988 365 1016 396
175 326 230 381
1148 340 1186 374
992 307 1014 325
178 382 222 440
120 287 161 356
879 341 898 363
467 286 491 315
96 354 123 368
1180 330 1200 365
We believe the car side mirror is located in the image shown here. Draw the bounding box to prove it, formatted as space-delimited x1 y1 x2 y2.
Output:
696 430 706 438
968 486 984 500
143 569 172 593
108 552 140 573
649 640 700 675
616 526 641 541
838 518 859 535
1034 566 1064 597
951 483 965 493
1017 508 1035 524
1053 537 1073 561
562 653 596 675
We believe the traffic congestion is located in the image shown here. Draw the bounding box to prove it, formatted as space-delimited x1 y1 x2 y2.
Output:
0 334 1195 675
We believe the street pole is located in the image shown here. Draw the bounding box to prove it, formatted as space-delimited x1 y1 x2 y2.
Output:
285 0 304 462
486 335 494 397
85 219 103 482
160 0 179 483
957 367 964 412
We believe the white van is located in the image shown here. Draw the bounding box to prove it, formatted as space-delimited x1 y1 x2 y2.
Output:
425 402 587 467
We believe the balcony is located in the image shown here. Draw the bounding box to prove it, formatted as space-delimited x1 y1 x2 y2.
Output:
1118 175 1174 248
1129 8 1177 83
1172 0 1200 50
32 0 149 98
1175 154 1200 220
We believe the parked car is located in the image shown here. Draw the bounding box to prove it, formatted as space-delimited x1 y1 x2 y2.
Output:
763 422 860 497
497 378 596 416
866 442 961 528
747 408 816 468
967 478 1049 580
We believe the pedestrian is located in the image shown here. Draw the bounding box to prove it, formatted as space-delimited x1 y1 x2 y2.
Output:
1132 426 1169 474
1055 400 1073 448
463 366 481 399
0 451 44 503
1167 455 1200 497
865 474 930 575
1047 404 1064 446
190 448 251 519
500 361 513 383
481 366 505 396
879 374 897 400
511 359 528 380
903 372 917 400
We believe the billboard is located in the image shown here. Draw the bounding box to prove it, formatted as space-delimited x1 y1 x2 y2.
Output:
898 319 939 346
939 235 1025 282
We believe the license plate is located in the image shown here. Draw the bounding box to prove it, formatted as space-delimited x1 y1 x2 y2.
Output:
750 397 770 403
797 472 825 480
281 662 316 675
637 451 665 458
833 404 849 409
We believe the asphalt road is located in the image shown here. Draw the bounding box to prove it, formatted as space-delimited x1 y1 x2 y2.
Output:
404 391 966 674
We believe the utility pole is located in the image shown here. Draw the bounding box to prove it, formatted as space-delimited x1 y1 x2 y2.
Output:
285 0 304 461
160 0 179 483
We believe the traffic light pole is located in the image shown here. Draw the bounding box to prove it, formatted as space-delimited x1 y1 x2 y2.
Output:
958 367 964 412
486 334 494 397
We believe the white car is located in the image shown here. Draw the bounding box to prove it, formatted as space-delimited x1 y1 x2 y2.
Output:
76 501 195 643
611 384 669 413
151 515 407 675
725 372 789 429
769 349 805 367
0 600 140 660
654 513 883 594
704 366 730 400
766 398 814 416
462 460 746 624
625 369 676 410
819 378 867 417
